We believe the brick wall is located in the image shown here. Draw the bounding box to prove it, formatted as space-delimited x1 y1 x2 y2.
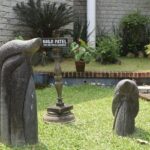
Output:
74 0 87 22
0 0 28 45
75 0 150 34
36 70 150 79
0 0 73 46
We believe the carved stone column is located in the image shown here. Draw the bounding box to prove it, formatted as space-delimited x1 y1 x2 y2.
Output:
43 32 75 123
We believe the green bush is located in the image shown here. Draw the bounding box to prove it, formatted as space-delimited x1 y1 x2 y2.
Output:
96 36 121 64
119 11 150 56
13 0 73 37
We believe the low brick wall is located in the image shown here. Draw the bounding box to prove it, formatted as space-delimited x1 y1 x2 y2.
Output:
34 71 150 86
35 71 150 79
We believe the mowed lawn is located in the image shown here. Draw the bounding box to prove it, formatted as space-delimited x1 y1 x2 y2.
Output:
33 57 150 72
1 85 150 150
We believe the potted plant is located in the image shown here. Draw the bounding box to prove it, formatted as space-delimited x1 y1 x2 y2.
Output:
70 39 95 72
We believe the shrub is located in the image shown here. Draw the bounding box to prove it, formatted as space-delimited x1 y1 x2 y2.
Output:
96 36 121 64
13 0 73 37
119 11 150 56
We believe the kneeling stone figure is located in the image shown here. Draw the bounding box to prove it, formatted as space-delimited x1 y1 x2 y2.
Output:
0 38 41 145
112 79 139 136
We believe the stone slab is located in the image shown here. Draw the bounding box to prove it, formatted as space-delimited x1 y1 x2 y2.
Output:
138 86 150 93
139 93 150 101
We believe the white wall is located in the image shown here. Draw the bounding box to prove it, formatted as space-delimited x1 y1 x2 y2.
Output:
97 0 150 33
75 0 150 35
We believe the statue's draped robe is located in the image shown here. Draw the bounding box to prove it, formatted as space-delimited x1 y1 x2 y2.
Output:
0 39 41 145
112 79 139 136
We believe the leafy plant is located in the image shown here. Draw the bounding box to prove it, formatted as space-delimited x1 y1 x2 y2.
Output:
96 36 121 64
15 35 24 40
145 44 150 55
13 0 73 37
70 39 95 63
119 11 150 56
73 17 87 42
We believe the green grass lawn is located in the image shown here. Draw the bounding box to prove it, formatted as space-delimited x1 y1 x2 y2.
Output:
33 57 150 72
1 85 150 150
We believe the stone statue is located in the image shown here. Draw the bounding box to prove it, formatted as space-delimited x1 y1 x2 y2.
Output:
0 38 41 145
112 79 139 136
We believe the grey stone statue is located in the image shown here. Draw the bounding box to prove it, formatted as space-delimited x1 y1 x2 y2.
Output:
112 79 139 136
0 38 41 145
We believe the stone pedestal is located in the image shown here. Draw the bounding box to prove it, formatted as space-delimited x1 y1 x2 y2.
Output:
43 105 74 123
43 35 75 123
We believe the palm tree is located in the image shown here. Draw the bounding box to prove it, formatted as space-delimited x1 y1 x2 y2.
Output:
14 0 73 37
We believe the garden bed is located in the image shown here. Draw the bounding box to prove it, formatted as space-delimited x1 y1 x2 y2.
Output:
33 57 150 86
33 57 150 72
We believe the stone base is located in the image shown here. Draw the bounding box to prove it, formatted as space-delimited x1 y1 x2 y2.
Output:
138 85 150 93
43 104 75 123
139 93 150 101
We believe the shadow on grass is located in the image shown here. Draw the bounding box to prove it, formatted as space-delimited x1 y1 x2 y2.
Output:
131 127 150 141
37 85 114 111
6 142 48 150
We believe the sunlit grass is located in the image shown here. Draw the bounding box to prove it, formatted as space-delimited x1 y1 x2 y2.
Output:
1 85 150 150
33 57 150 72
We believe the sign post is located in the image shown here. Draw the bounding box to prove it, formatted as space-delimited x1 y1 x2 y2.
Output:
42 38 68 47
42 37 75 123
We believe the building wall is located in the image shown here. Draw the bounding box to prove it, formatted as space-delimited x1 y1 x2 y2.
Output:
0 0 28 45
75 0 150 34
74 0 87 22
97 0 150 33
1 0 150 45
0 0 73 46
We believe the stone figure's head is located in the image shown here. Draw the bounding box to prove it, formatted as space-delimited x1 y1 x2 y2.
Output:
0 38 42 57
16 38 42 56
115 79 138 95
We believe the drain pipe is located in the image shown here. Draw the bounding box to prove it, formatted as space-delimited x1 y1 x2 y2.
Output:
87 0 96 48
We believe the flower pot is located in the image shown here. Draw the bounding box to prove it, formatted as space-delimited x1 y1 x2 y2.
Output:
75 61 85 72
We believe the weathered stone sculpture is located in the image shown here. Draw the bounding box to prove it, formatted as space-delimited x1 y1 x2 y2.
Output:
112 79 139 136
0 38 41 145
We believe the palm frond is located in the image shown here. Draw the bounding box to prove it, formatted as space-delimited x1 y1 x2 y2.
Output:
13 0 73 37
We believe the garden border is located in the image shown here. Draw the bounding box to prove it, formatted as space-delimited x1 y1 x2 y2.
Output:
35 71 150 78
34 71 150 87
